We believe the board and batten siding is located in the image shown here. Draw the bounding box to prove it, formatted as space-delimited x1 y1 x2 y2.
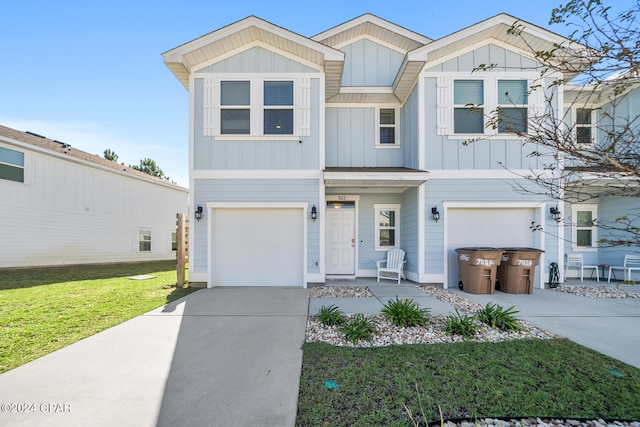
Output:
401 85 420 170
424 44 541 74
325 107 404 167
192 178 321 276
195 46 318 74
400 188 419 276
340 38 405 87
595 196 640 266
0 147 187 268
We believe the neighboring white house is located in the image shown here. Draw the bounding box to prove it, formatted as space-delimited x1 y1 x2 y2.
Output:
0 125 188 268
162 13 638 289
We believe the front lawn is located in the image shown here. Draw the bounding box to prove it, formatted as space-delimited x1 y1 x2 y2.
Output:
0 261 196 373
297 339 640 426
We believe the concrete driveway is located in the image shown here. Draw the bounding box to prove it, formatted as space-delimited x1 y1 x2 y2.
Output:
0 287 309 427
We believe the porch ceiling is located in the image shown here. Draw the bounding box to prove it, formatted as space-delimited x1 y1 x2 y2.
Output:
324 167 429 189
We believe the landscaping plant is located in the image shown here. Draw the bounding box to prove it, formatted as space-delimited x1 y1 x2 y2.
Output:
443 309 478 339
339 314 377 344
380 297 430 327
316 304 346 326
476 302 523 331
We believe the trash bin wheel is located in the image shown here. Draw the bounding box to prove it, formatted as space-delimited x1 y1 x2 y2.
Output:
458 281 463 290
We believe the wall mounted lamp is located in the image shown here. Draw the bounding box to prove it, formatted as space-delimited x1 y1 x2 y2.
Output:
311 205 318 222
195 205 203 222
431 206 441 223
550 206 562 223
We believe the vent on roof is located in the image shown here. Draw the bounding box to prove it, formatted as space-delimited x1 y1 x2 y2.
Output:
26 131 46 138
54 140 72 153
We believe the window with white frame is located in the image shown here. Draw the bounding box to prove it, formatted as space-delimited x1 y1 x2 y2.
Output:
575 108 595 144
453 80 484 134
204 77 310 138
376 107 398 145
439 77 537 137
0 146 25 183
572 205 597 250
171 232 177 251
497 80 528 134
139 230 151 252
374 204 400 250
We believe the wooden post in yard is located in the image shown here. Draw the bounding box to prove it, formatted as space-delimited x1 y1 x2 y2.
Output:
176 213 186 286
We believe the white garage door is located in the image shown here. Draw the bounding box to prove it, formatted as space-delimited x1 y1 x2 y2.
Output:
212 208 304 286
447 208 537 288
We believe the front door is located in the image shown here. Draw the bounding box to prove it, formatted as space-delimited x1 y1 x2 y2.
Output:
325 204 355 275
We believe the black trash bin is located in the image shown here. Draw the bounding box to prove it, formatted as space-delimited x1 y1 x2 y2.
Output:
455 247 504 294
496 248 544 294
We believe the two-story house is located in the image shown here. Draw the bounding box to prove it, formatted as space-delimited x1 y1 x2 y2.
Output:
162 13 637 288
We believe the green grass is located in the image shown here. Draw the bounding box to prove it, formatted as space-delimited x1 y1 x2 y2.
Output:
0 261 197 373
297 340 640 426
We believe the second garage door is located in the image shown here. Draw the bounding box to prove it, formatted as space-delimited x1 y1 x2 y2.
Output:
447 207 539 288
212 208 304 286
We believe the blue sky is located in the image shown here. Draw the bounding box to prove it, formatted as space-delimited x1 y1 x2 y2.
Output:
1 0 573 187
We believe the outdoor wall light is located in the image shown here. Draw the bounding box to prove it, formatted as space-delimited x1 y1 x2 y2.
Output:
195 205 203 222
550 206 562 223
431 206 440 223
311 205 318 222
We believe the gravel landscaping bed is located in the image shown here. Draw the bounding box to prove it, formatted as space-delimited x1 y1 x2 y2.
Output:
432 418 640 427
552 285 640 298
306 285 556 347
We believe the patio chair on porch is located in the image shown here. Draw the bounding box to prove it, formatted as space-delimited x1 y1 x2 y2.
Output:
608 254 640 282
566 254 599 282
376 248 406 284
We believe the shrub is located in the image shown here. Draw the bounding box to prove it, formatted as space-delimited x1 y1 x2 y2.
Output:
443 309 478 339
381 297 430 327
340 314 377 344
317 305 346 326
476 303 522 331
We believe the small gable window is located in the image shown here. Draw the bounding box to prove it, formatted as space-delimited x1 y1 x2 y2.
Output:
0 146 25 183
454 80 484 134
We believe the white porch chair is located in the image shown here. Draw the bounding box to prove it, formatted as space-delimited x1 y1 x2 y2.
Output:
566 254 599 282
376 248 406 284
608 254 640 282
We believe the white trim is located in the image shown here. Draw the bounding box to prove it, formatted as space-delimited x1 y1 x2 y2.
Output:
341 86 395 94
374 106 400 148
374 203 401 251
193 169 323 180
428 169 554 179
571 204 598 252
206 201 309 288
417 183 426 279
331 34 411 53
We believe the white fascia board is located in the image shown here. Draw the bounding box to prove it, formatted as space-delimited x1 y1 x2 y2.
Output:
443 200 546 209
339 86 394 94
311 14 432 45
164 16 343 65
324 171 430 182
427 169 555 180
193 170 323 180
191 40 326 74
332 34 410 54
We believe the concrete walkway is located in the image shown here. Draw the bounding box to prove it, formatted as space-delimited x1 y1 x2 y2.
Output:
0 287 309 427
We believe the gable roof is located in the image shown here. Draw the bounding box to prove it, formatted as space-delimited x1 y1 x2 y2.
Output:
312 13 432 51
162 16 345 96
0 124 187 191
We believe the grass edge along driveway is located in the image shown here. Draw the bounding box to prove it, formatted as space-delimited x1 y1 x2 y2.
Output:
0 261 197 374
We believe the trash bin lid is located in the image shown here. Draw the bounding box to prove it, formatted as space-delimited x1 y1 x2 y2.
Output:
456 247 500 251
500 247 544 252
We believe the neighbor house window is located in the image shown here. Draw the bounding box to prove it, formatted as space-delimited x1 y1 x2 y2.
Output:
171 232 177 251
572 205 597 250
220 81 251 134
0 146 25 183
139 230 151 252
376 107 398 145
374 204 400 250
264 81 293 135
454 80 484 134
497 80 528 133
576 108 595 144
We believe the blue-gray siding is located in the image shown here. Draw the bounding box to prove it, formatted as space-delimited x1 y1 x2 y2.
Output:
340 39 404 86
424 44 541 73
195 46 318 74
401 86 419 169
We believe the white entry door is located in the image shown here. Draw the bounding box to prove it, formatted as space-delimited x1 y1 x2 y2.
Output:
325 208 355 275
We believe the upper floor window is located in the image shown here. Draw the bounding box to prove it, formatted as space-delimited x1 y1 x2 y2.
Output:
571 204 597 251
376 107 398 146
0 146 25 183
204 76 310 138
497 80 528 134
454 80 484 134
374 204 400 250
576 108 595 144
